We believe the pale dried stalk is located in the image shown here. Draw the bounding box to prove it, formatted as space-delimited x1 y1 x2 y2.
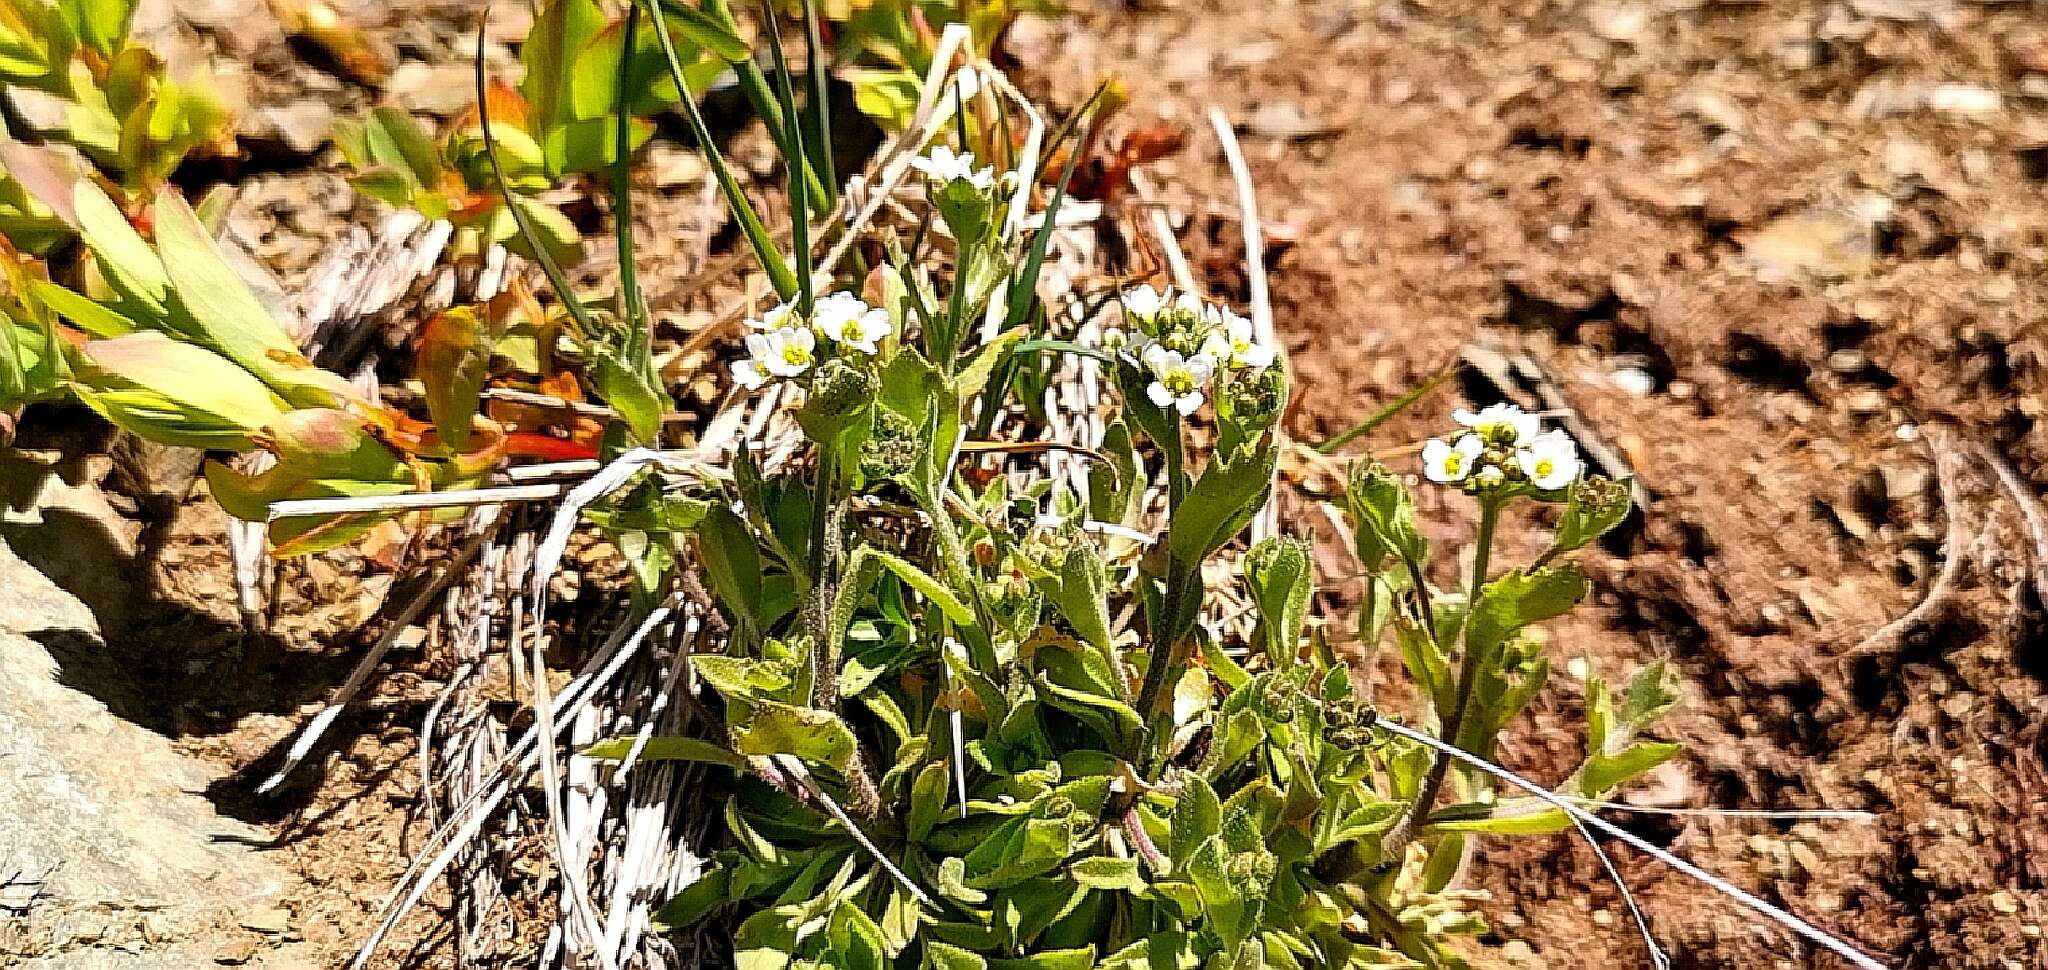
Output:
1374 719 1890 970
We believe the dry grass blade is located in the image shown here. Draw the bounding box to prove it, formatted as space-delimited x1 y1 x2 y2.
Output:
257 508 506 794
1374 719 1891 970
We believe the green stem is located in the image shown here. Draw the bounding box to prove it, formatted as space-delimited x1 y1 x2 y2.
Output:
1129 413 1190 762
938 239 974 370
808 447 840 705
1391 499 1501 854
611 4 652 370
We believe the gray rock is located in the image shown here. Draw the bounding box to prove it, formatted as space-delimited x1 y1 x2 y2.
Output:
0 490 294 967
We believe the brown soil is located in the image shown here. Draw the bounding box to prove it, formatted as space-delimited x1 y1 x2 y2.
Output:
60 0 2047 968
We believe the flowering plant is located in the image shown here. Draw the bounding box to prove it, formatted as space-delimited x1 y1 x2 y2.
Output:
582 115 1667 965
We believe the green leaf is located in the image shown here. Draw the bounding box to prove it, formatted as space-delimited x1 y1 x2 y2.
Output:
346 169 419 207
990 948 1098 970
908 761 950 843
1169 773 1221 874
964 815 1079 890
521 0 607 136
29 280 134 336
694 503 764 624
926 941 989 970
1035 674 1141 748
1043 544 1114 657
1342 460 1425 571
72 180 167 316
730 700 859 773
1166 443 1278 568
1068 856 1144 892
72 332 284 449
1549 475 1634 556
850 546 974 625
69 0 136 59
152 192 351 407
368 105 441 184
544 115 655 174
1465 565 1587 656
579 735 744 768
1242 537 1311 666
828 900 889 970
936 855 988 906
878 347 941 424
591 345 666 443
651 865 738 931
1579 740 1681 796
415 306 490 448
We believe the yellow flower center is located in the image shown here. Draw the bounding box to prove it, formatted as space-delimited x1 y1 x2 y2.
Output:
782 345 810 366
1444 453 1465 474
1162 370 1196 395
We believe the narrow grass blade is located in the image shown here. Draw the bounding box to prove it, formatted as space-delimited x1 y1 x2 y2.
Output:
1315 367 1454 454
758 0 813 312
697 0 830 215
799 0 836 210
972 104 1101 436
638 0 798 300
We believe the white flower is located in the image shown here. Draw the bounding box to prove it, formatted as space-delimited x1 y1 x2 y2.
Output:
1142 345 1216 416
1454 402 1540 446
746 300 798 332
1516 429 1582 490
1200 309 1275 371
1422 434 1483 483
1174 291 1207 317
1473 464 1507 488
811 293 892 354
731 359 768 390
910 145 994 190
1120 283 1168 321
740 326 816 386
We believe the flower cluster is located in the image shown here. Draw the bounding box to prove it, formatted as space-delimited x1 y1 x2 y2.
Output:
1421 403 1582 492
908 145 995 191
731 292 894 391
1104 284 1276 416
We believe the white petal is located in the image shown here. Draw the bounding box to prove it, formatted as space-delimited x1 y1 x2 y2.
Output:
744 333 773 358
1175 391 1204 415
1122 284 1166 318
1240 343 1276 369
731 360 766 390
1147 382 1174 408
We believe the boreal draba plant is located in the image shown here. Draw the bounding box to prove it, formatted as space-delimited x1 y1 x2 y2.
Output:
552 22 1669 963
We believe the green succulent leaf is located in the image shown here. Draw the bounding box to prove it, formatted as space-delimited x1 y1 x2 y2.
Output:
72 332 284 449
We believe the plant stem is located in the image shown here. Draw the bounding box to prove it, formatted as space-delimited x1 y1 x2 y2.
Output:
938 238 975 370
1130 413 1190 762
807 447 839 705
1385 498 1500 859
